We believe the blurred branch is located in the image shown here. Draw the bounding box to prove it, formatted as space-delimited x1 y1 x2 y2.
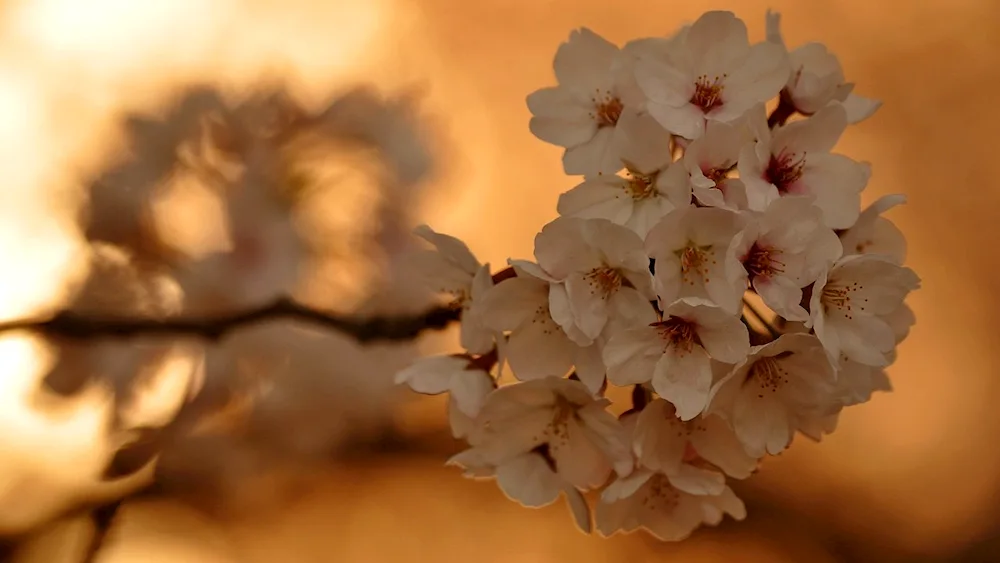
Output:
81 500 121 563
0 298 461 343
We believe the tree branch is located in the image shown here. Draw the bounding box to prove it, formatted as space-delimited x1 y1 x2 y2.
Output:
0 298 462 343
767 92 796 128
81 500 121 563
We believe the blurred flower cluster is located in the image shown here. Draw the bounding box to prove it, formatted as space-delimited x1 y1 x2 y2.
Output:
41 82 440 512
396 10 919 541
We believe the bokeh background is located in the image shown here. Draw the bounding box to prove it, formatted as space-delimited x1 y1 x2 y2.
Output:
1 0 999 561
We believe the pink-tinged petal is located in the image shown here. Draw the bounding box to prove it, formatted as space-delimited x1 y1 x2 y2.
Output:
614 110 674 173
651 254 683 307
508 319 575 381
558 179 634 224
607 287 658 330
645 208 691 257
554 28 620 97
733 392 791 456
634 58 693 107
509 259 560 282
842 93 882 124
802 227 844 282
534 217 602 278
527 86 592 120
413 224 481 274
565 273 611 340
717 42 789 118
704 486 747 521
450 369 495 417
774 103 847 154
883 302 916 344
685 11 750 77
582 217 650 273
460 311 495 355
738 144 777 212
633 399 685 473
690 415 758 479
563 126 622 175
480 277 547 332
667 464 726 496
600 469 654 503
530 116 598 148
395 355 467 394
689 207 746 246
696 314 750 363
564 487 593 534
652 346 714 420
552 416 614 490
447 397 476 439
603 326 662 386
754 276 809 321
496 453 562 507
833 314 895 367
648 101 706 140
572 343 607 395
576 403 633 476
800 153 867 229
550 283 594 346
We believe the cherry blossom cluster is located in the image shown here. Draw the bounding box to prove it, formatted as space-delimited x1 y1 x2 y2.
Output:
396 10 919 541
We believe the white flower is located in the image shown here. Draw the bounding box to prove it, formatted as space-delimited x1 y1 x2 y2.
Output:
603 299 749 420
448 450 593 534
707 334 836 456
596 468 746 541
395 355 495 439
634 11 789 140
738 103 870 229
528 28 671 176
557 163 686 239
410 225 495 354
533 217 656 345
733 197 843 321
833 358 892 407
659 115 760 209
807 254 920 366
632 399 758 480
766 10 882 123
478 262 609 394
645 207 747 314
456 377 633 490
838 194 907 263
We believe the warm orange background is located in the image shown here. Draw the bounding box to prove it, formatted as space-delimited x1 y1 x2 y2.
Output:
1 0 999 561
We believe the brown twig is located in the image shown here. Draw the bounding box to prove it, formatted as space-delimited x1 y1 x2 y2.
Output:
0 298 462 343
81 500 122 563
767 92 797 128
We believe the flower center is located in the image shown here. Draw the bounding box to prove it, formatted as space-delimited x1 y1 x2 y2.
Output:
623 170 658 201
530 303 558 336
765 151 806 194
821 280 867 320
703 166 729 186
746 356 789 398
742 242 785 282
674 243 716 285
590 91 623 127
642 474 680 511
542 395 577 449
585 266 623 297
691 74 725 113
652 316 699 353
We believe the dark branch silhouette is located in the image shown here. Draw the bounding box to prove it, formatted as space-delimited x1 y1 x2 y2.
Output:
0 297 462 343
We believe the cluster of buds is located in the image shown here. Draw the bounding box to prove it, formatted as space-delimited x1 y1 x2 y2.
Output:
396 10 918 540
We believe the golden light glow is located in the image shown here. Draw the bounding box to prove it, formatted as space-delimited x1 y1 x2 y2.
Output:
0 0 997 560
